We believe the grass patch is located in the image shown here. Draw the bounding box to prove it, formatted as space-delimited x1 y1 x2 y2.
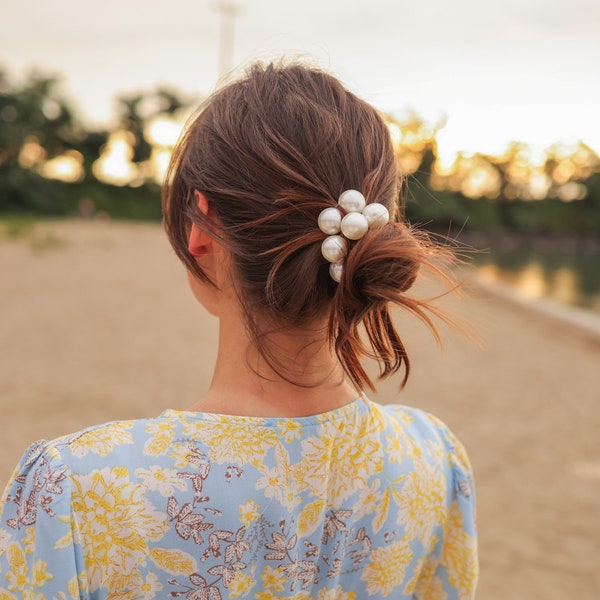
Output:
2 216 38 240
1 216 66 251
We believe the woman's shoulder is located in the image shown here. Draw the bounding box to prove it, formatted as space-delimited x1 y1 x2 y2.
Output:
375 400 466 441
5 413 179 480
371 401 474 482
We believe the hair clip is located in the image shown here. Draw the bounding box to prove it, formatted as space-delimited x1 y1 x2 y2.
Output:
318 190 389 282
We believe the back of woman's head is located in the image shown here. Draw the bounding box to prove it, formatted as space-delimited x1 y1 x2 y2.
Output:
163 61 449 391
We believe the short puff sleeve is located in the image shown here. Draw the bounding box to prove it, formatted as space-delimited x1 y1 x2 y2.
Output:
0 440 88 599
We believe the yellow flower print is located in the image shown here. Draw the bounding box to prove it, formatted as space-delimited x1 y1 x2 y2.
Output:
146 421 175 435
6 542 27 591
404 555 447 600
21 528 35 555
104 570 140 600
55 575 80 600
66 575 81 599
385 432 404 464
396 459 447 545
256 466 302 512
71 467 168 592
149 548 198 576
54 515 75 550
385 405 414 425
169 442 198 469
277 419 303 443
239 500 260 528
31 559 52 588
143 422 175 457
20 590 44 600
405 437 424 461
281 488 301 511
441 501 478 598
361 540 413 597
293 417 383 507
140 572 163 600
228 571 256 598
354 480 382 520
297 498 326 537
135 466 188 496
315 586 356 600
425 439 445 466
260 565 286 591
69 422 134 457
256 467 281 498
185 419 279 467
254 591 275 600
0 529 11 558
256 444 302 511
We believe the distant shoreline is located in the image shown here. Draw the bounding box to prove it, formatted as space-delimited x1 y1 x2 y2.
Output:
453 230 600 254
468 268 600 340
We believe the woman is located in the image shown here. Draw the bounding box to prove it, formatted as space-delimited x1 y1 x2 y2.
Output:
0 61 477 599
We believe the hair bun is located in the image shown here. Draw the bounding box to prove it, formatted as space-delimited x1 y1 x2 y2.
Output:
329 222 448 391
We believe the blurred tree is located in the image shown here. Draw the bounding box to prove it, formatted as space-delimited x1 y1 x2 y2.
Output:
0 67 87 212
0 72 194 217
114 93 152 163
0 68 81 161
115 85 192 163
1 68 598 232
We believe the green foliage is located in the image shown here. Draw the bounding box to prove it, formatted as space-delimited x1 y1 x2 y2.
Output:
0 68 83 164
405 181 600 236
0 166 68 214
404 186 501 233
115 86 194 162
64 181 163 221
1 68 599 234
0 68 178 220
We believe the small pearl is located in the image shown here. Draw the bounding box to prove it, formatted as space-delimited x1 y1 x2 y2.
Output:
338 189 366 213
317 207 342 235
362 203 390 229
321 235 348 263
329 263 343 282
341 212 369 240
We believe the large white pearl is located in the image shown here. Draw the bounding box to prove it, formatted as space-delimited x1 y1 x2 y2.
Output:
329 262 343 283
362 203 390 229
338 189 366 213
317 207 342 235
321 235 348 263
341 212 369 240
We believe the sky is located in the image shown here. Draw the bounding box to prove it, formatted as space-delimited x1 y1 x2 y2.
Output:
2 0 600 159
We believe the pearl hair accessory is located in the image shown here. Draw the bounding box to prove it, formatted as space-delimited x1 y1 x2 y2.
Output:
318 190 390 282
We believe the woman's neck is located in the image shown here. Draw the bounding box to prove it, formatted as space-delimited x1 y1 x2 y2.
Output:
187 304 360 417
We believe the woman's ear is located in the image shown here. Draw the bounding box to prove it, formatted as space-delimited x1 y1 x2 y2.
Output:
188 191 212 257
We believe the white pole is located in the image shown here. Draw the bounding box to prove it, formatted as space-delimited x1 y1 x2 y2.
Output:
217 0 239 78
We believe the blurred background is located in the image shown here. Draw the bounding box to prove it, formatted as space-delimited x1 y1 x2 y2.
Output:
1 0 599 598
2 0 599 310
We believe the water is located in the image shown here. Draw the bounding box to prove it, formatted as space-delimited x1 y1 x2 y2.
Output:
473 248 600 315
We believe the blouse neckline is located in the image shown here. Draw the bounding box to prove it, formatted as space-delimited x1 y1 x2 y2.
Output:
160 395 371 427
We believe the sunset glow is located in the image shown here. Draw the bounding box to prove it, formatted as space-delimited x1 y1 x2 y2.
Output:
92 131 139 186
143 115 186 184
144 116 184 148
38 151 84 183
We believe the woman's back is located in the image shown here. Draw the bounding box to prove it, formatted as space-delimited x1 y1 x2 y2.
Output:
1 397 476 598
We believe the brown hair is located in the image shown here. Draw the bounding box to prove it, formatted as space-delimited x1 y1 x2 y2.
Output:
163 61 452 391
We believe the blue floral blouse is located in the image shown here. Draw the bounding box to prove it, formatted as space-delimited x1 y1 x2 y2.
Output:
0 397 477 599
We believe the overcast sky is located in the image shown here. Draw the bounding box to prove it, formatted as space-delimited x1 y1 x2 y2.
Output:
2 0 599 156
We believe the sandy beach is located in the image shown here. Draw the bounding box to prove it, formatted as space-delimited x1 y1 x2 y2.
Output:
1 220 599 599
